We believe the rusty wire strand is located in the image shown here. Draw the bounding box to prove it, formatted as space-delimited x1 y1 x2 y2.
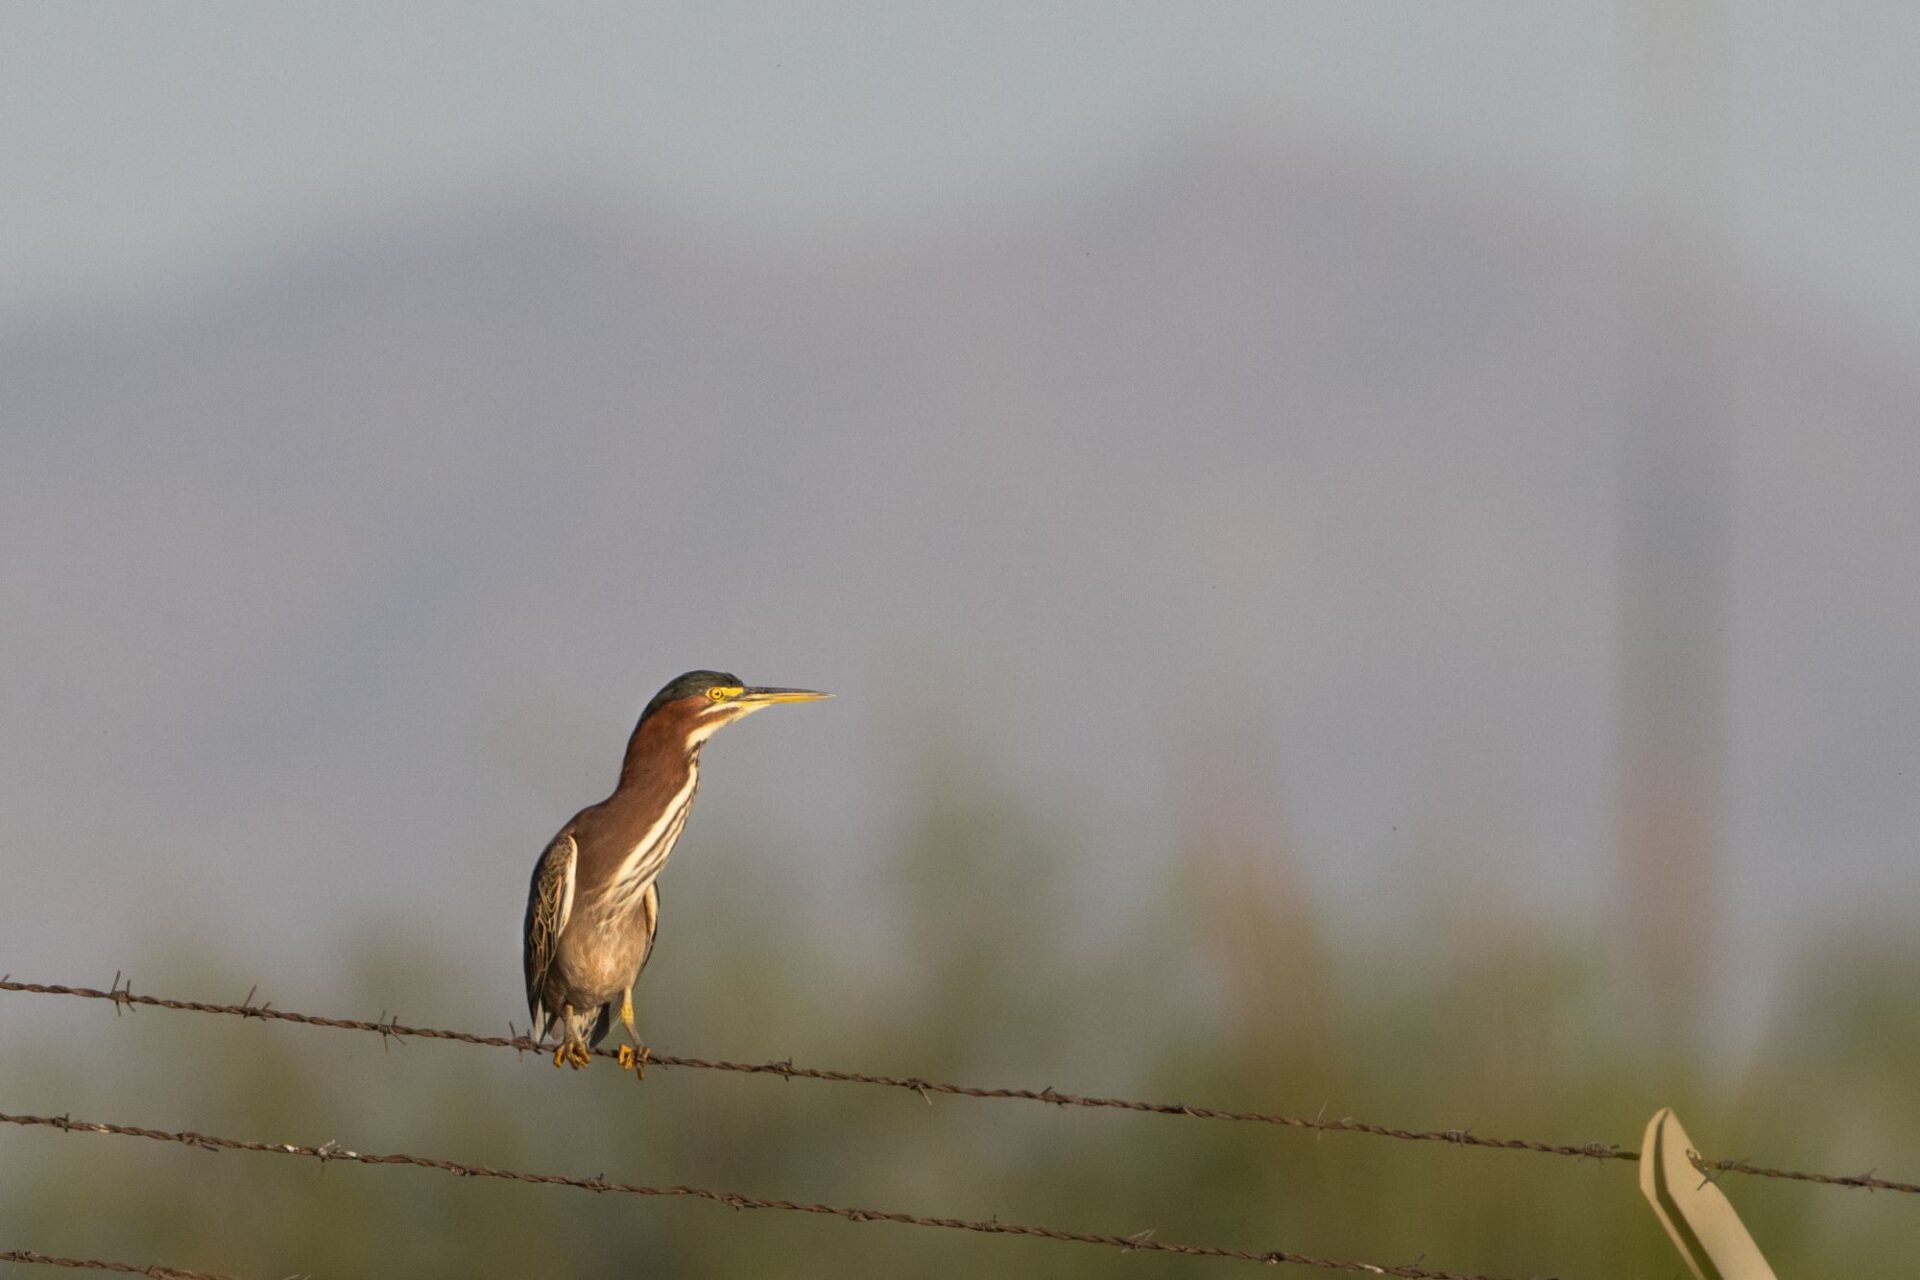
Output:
0 978 1631 1163
0 1248 243 1280
1688 1154 1919 1195
0 1109 1530 1280
5 976 1913 1197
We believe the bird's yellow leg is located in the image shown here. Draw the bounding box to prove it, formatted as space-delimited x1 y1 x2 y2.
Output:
552 1005 593 1070
615 988 651 1079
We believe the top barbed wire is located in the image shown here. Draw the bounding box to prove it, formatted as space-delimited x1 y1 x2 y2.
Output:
2 975 1912 1197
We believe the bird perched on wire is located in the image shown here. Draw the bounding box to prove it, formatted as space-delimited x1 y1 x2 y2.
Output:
523 670 829 1073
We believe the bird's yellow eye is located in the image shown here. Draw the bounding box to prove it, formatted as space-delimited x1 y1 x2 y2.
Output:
706 685 741 702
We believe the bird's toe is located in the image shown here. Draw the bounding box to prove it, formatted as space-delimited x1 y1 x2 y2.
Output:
622 1044 653 1080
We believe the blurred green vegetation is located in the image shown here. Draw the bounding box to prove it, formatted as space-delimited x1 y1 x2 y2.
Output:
2 769 1914 1278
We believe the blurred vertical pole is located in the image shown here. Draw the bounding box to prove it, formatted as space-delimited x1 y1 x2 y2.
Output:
1616 0 1736 1053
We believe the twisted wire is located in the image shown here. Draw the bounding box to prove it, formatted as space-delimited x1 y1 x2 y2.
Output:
0 1249 241 1280
0 978 1631 1162
5 976 1913 1196
0 1109 1528 1280
1690 1155 1920 1195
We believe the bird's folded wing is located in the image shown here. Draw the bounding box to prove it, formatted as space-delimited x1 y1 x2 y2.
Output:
522 831 577 1033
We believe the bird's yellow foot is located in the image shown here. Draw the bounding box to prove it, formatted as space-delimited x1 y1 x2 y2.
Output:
617 1043 653 1079
553 1041 592 1070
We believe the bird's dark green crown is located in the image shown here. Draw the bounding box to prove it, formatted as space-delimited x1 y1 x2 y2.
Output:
642 670 743 722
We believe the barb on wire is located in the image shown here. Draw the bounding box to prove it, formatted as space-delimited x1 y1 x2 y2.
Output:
4 976 1914 1197
0 1247 242 1280
0 1108 1532 1280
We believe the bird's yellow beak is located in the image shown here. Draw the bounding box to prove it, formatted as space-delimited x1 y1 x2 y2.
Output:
736 687 832 705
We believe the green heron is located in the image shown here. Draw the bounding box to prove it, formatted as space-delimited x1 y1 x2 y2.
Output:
522 670 829 1073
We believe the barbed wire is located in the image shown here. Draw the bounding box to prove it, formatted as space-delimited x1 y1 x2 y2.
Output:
0 976 1632 1162
0 1249 243 1280
5 975 1913 1197
1689 1155 1916 1194
0 1109 1532 1280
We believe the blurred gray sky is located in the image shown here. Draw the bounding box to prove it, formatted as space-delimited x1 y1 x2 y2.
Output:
4 3 1918 339
4 5 1918 1033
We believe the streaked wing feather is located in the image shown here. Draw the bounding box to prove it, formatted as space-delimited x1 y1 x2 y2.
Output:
522 831 577 1032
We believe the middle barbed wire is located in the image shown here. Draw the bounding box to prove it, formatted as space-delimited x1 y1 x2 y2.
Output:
0 1107 1532 1280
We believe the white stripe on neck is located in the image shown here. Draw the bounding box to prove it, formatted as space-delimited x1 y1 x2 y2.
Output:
608 764 698 911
